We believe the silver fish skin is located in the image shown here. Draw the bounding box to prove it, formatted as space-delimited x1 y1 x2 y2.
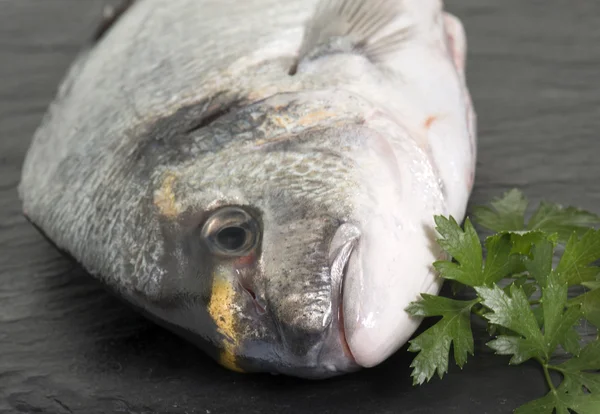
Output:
19 0 476 378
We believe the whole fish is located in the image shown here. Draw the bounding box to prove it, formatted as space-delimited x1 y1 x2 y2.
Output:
19 0 476 378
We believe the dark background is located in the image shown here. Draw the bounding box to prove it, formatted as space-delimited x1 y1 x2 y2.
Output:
1 1 599 413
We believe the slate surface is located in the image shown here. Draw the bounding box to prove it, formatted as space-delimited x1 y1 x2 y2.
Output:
1 1 599 413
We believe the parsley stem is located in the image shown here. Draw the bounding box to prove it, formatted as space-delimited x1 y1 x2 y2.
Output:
547 365 565 374
470 301 486 320
541 362 557 393
534 357 557 392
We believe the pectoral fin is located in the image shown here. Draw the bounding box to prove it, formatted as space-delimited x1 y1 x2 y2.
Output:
291 0 413 74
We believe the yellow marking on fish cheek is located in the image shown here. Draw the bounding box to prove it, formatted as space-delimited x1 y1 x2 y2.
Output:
153 173 181 218
208 276 245 373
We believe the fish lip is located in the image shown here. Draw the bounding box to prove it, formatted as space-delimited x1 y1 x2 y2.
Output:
337 240 358 364
316 226 361 372
338 266 356 364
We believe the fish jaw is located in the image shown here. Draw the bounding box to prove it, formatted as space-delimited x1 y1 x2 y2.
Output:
340 115 447 368
342 221 444 368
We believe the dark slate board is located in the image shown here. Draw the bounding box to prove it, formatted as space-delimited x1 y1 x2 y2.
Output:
1 1 598 413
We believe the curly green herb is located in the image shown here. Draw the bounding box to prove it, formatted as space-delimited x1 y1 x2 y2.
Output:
408 190 600 414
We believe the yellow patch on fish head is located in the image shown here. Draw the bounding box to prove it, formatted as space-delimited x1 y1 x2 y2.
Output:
271 114 293 129
153 172 181 218
252 108 342 148
297 109 337 127
208 270 245 373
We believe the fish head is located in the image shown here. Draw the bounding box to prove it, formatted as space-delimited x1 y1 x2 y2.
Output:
144 91 445 378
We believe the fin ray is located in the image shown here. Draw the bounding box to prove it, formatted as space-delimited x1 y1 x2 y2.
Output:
294 0 411 71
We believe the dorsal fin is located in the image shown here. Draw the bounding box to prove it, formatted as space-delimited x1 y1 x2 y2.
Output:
291 0 412 74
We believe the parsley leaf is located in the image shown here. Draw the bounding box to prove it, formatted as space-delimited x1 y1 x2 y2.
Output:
472 189 528 232
511 231 557 257
570 288 600 329
473 189 600 242
558 340 600 380
477 271 581 363
541 271 582 356
410 189 600 414
582 280 600 291
524 239 555 288
528 203 600 243
556 230 600 286
406 295 479 385
502 276 537 300
517 342 600 414
476 284 546 364
433 216 513 287
515 390 600 414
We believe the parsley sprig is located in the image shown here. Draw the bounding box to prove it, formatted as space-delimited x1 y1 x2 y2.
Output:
407 189 600 413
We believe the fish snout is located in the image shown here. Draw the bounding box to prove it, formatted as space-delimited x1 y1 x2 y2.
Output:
285 223 361 376
249 223 362 377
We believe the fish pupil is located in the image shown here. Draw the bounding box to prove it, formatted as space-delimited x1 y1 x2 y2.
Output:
216 227 247 251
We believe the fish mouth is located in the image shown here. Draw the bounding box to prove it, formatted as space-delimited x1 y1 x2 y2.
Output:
335 237 358 362
336 279 356 369
314 223 362 375
338 276 355 362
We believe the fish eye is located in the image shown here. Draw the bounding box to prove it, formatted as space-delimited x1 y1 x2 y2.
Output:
216 226 247 251
201 207 259 256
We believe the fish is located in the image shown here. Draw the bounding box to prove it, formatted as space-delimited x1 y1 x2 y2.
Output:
19 0 477 379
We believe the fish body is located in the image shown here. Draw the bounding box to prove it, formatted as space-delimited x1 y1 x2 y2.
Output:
19 0 476 378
